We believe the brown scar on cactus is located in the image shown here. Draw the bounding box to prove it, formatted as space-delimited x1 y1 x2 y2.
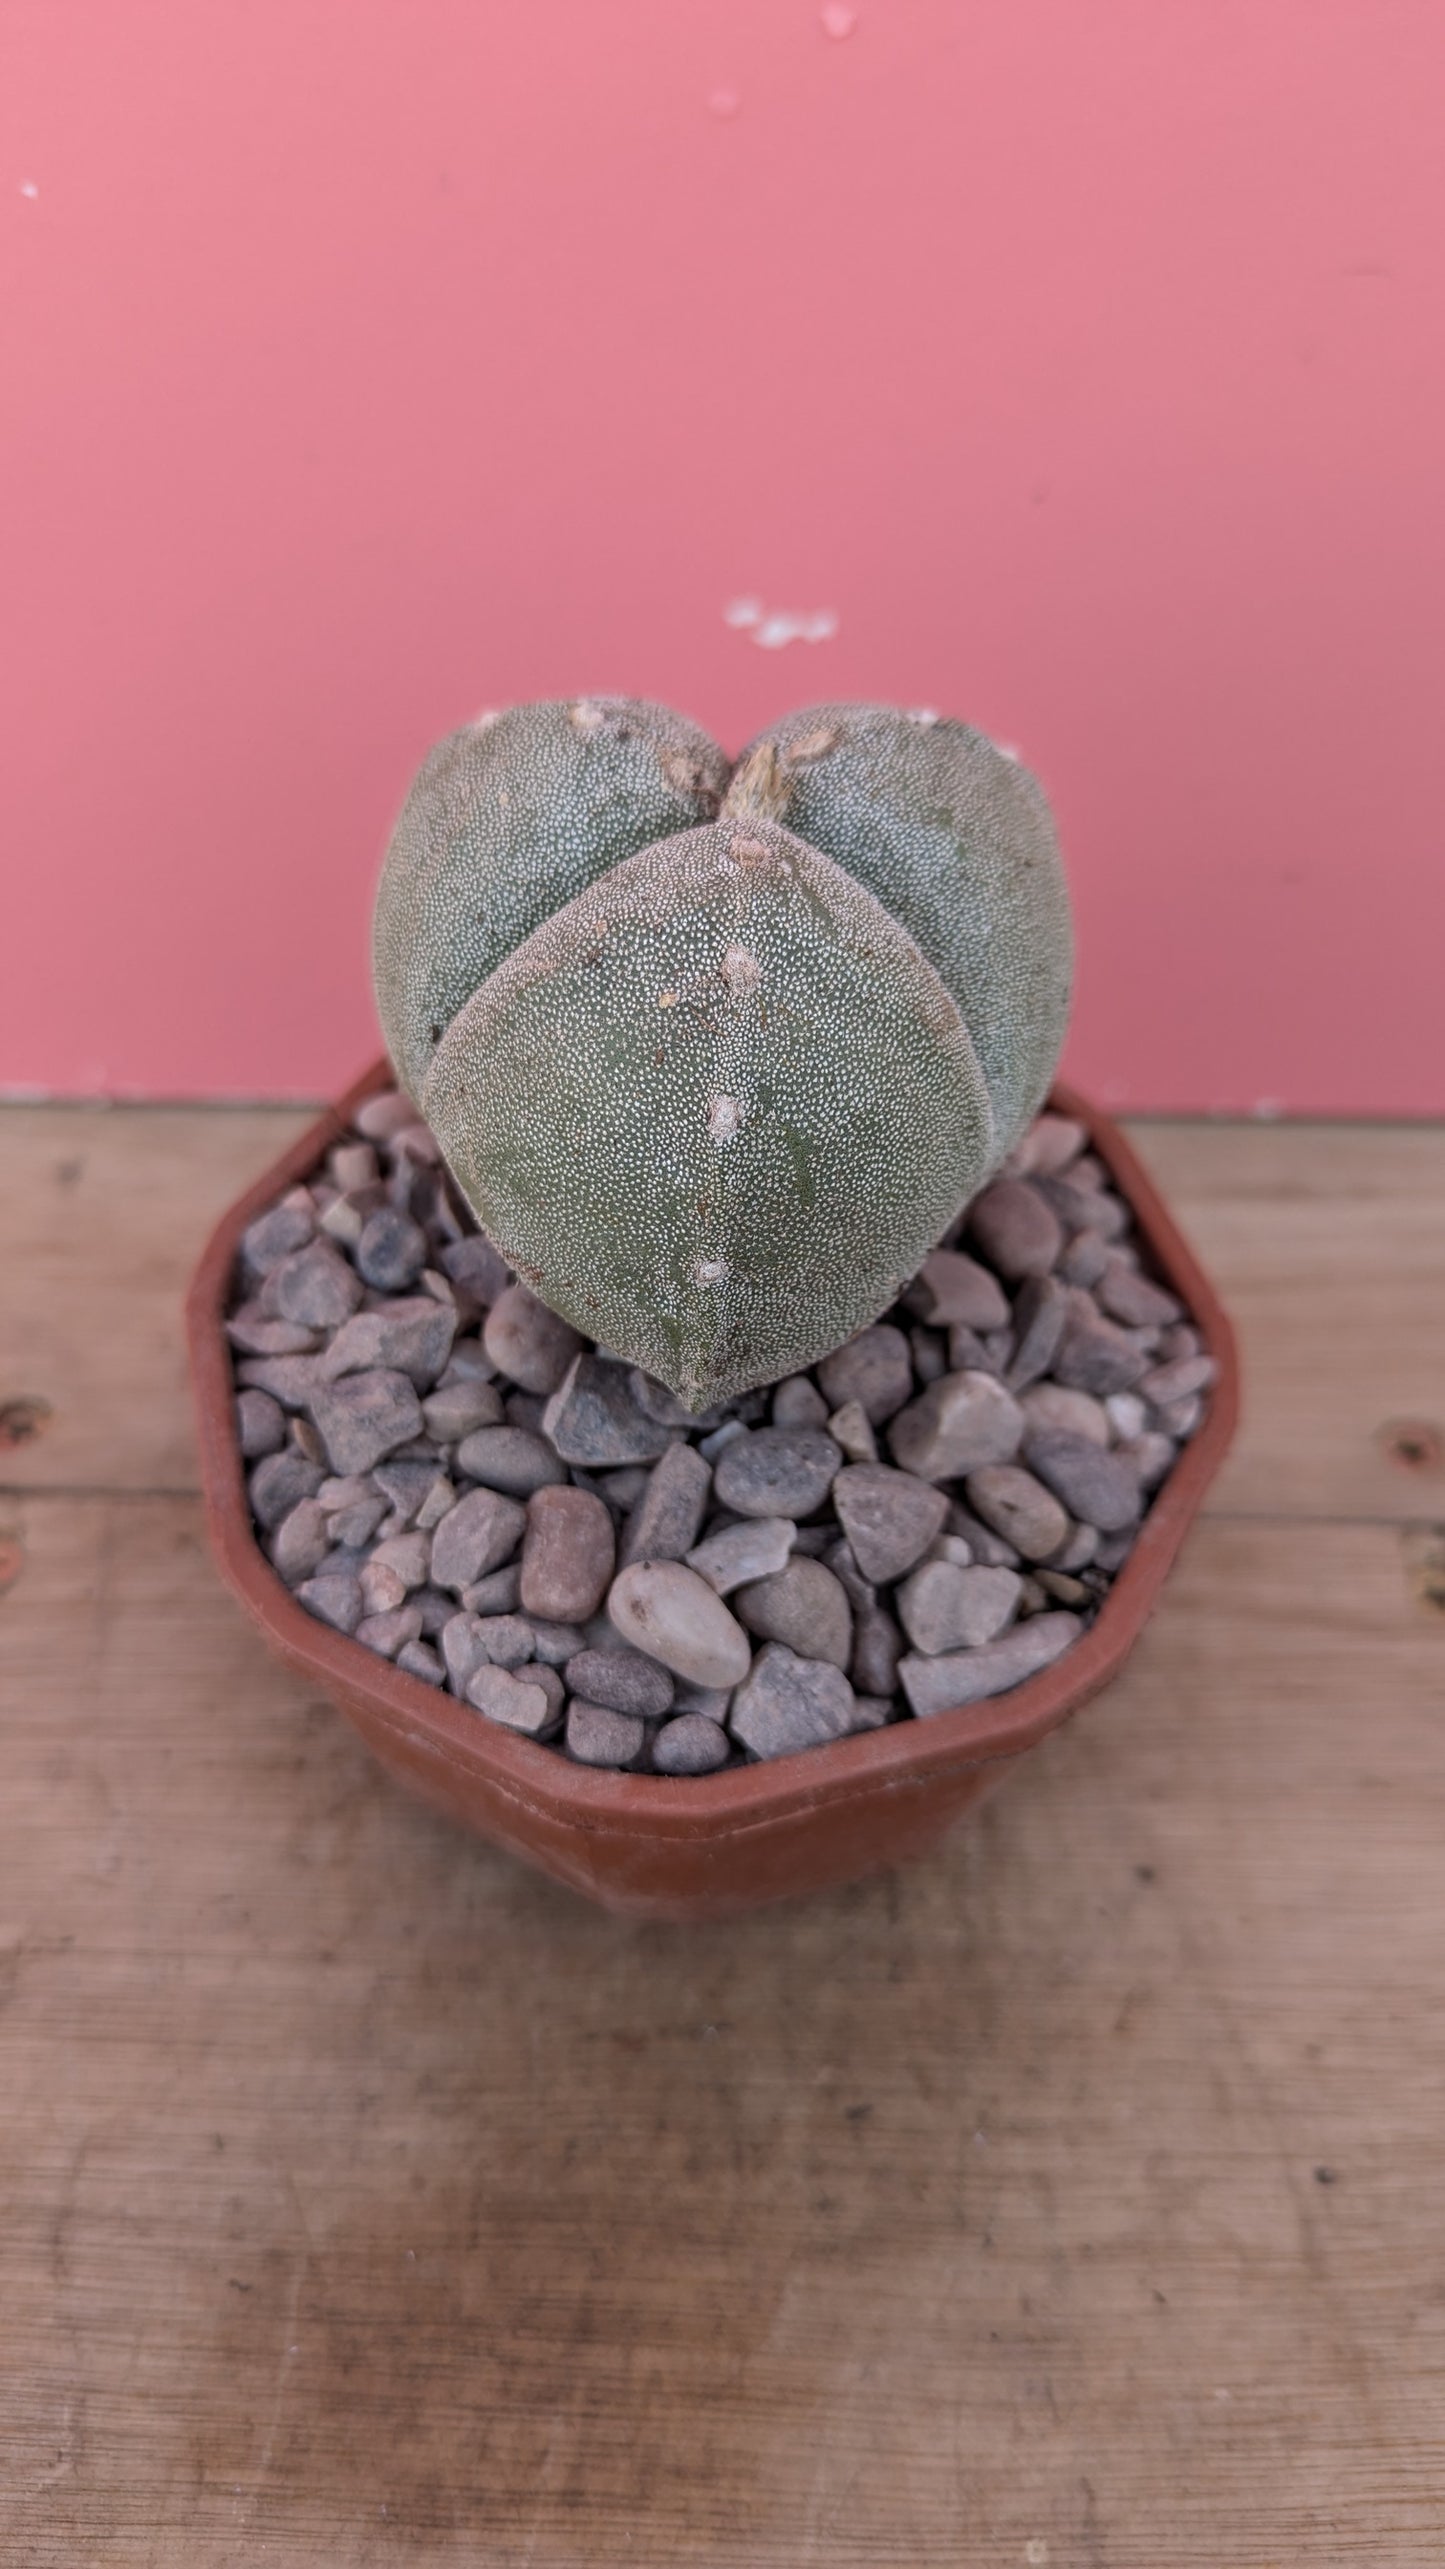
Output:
374 697 1071 1405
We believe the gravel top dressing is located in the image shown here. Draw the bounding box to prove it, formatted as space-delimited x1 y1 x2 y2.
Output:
228 1090 1214 1774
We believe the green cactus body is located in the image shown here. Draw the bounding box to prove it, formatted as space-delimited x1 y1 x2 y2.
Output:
372 697 728 1100
373 697 1072 1408
729 706 1072 1159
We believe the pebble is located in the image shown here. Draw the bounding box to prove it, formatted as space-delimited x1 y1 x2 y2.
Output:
520 1618 585 1665
827 1401 877 1464
542 1354 675 1465
1104 1391 1148 1441
356 1207 428 1293
520 1486 615 1622
440 1613 488 1692
596 1465 653 1511
1155 1395 1204 1438
698 1418 747 1462
967 1179 1064 1279
1116 1432 1176 1491
619 1442 713 1566
439 1336 497 1384
851 1605 903 1697
271 1498 331 1584
370 1529 431 1590
910 1327 947 1383
1008 1112 1086 1177
730 1644 858 1760
241 1197 315 1275
423 1379 505 1441
226 1304 320 1358
357 1604 425 1659
396 1639 445 1687
460 1563 523 1613
1141 1353 1216 1407
1037 1173 1130 1240
1004 1273 1068 1390
963 1465 1071 1562
456 1423 568 1496
373 1458 444 1526
308 1369 424 1475
673 1682 733 1721
236 1353 327 1411
1023 1427 1141 1533
851 1696 896 1731
895 1561 1021 1655
822 1538 875 1611
440 1234 511 1309
735 1559 853 1671
468 1613 533 1669
1054 1520 1100 1570
887 1371 1024 1481
1020 1381 1110 1446
712 1427 842 1521
320 1297 455 1389
360 1560 407 1616
430 1487 527 1592
771 1374 831 1430
832 1465 948 1583
1058 1228 1110 1287
269 1239 363 1330
816 1324 915 1424
686 1516 796 1596
944 1325 1000 1377
899 1612 1084 1715
296 1572 363 1634
355 1088 419 1142
1038 1569 1092 1607
944 1503 1021 1568
236 1388 286 1459
652 1713 731 1774
1095 1257 1184 1329
904 1248 1011 1332
563 1646 674 1718
1051 1305 1150 1396
466 1662 562 1737
565 1700 646 1768
483 1283 584 1395
607 1561 752 1689
248 1448 324 1530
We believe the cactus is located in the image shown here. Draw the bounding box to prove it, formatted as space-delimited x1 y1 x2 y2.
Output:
373 697 1072 1408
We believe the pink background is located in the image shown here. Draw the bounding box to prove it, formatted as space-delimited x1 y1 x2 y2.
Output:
4 2 1442 1110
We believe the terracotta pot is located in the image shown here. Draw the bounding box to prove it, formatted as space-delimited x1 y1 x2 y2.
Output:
188 1062 1239 1920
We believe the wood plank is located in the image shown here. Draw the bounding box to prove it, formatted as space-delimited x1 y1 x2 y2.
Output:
3 1493 1442 2565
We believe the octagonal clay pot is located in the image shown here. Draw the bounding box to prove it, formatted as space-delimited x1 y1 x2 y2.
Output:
188 1061 1239 1920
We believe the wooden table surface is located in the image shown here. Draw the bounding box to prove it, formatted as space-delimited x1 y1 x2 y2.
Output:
2 1104 1443 2567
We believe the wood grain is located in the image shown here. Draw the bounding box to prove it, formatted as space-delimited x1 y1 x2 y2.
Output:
2 1101 1444 2564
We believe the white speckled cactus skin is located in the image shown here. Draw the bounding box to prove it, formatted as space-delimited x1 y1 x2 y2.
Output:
372 698 1073 1407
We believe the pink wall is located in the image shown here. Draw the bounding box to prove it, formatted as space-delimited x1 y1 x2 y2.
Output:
4 2 1443 1111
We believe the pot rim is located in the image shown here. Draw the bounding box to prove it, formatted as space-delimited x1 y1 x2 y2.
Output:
187 1062 1240 1845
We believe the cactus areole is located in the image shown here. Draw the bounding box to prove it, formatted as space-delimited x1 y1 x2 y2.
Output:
373 699 1073 1410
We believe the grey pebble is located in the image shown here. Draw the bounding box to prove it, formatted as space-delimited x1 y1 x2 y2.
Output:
248 1448 324 1530
850 1696 896 1731
909 1327 947 1384
895 1560 1021 1655
1004 1273 1068 1391
851 1604 903 1697
564 1699 646 1768
423 1379 505 1441
816 1323 915 1425
271 1498 331 1584
430 1486 527 1592
240 1197 315 1275
967 1178 1064 1279
887 1371 1024 1481
236 1388 286 1459
943 1504 1021 1568
542 1353 675 1465
1036 1174 1130 1240
832 1465 948 1584
697 1418 747 1462
270 1239 363 1330
945 1324 1002 1377
898 1611 1084 1715
607 1561 752 1689
904 1247 1011 1332
460 1563 523 1614
236 1354 327 1411
466 1662 563 1737
308 1369 424 1475
357 1605 425 1660
296 1573 363 1635
356 1207 428 1293
473 1614 536 1670
712 1427 842 1521
563 1646 675 1718
1050 1304 1150 1396
963 1464 1071 1562
372 1457 445 1526
360 1560 407 1616
651 1714 731 1774
321 1297 455 1390
525 1618 590 1668
771 1373 831 1430
735 1559 853 1671
826 1401 878 1465
456 1423 568 1496
1023 1427 1141 1533
1095 1257 1184 1329
1141 1353 1216 1406
354 1087 418 1141
396 1639 445 1687
730 1644 858 1761
440 1233 511 1309
672 1682 733 1721
1008 1112 1086 1176
370 1529 431 1590
686 1515 796 1596
1058 1229 1111 1288
619 1442 713 1567
225 1303 320 1358
1021 1382 1111 1445
482 1283 583 1395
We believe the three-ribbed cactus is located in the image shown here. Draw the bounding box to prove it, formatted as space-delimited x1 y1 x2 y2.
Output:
373 698 1072 1408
